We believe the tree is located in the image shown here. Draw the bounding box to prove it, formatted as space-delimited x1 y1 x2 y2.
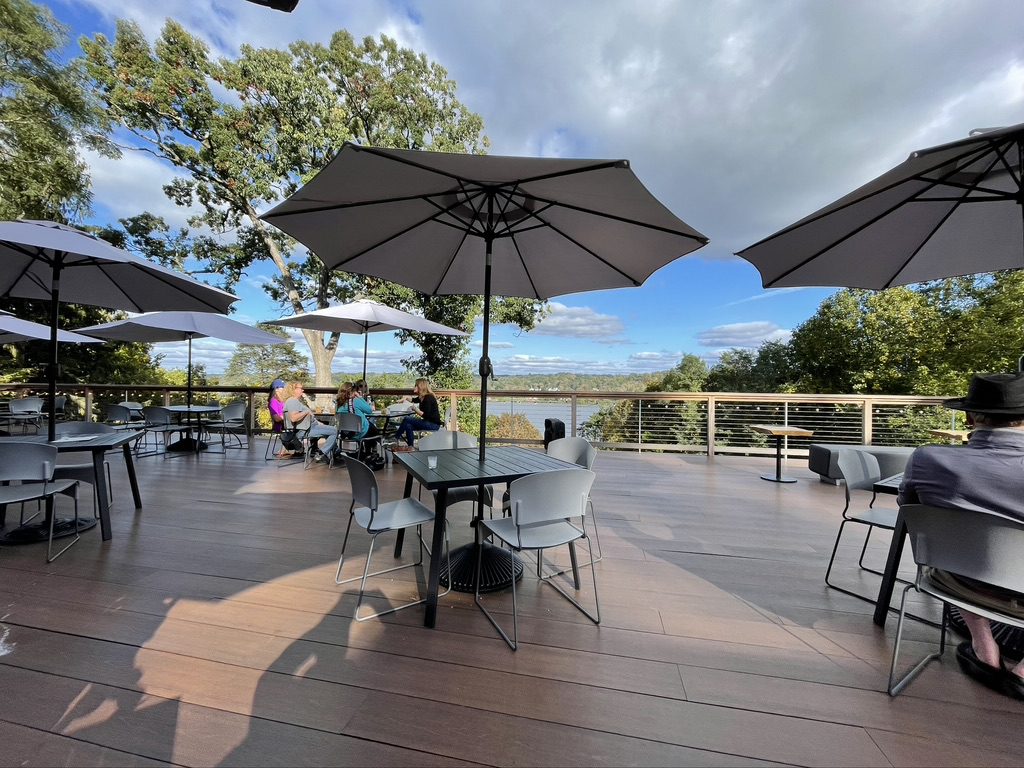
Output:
486 413 541 442
81 22 543 387
0 0 114 221
222 324 309 386
647 354 708 393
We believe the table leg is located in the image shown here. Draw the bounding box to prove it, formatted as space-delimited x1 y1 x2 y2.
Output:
761 435 798 483
424 487 448 628
123 443 143 511
94 449 112 541
394 471 414 558
873 512 908 626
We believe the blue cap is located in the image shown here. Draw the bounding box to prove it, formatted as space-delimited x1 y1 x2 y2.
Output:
272 378 285 389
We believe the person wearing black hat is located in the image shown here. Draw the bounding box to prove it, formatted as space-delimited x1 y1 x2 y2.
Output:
899 372 1024 699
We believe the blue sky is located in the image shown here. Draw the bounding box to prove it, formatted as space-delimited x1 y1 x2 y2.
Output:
43 0 1024 375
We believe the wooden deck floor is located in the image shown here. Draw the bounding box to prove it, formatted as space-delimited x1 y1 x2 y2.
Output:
0 444 1020 767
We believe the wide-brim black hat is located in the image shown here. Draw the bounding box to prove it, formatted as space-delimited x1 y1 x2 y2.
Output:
943 372 1024 415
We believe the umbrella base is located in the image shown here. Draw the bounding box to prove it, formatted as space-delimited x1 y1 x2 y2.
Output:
166 437 209 453
761 473 798 483
440 541 523 593
0 516 97 545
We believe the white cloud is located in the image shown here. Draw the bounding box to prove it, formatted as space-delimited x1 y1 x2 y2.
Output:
626 351 685 371
530 302 627 342
471 340 514 349
697 321 791 349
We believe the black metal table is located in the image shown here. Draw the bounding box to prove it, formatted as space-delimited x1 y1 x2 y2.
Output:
165 405 221 453
0 431 143 545
392 445 579 628
872 473 904 625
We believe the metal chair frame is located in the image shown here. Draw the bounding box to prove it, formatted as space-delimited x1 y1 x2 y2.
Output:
0 443 81 562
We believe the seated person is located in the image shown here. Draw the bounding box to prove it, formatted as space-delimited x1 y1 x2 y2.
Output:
394 377 442 452
898 371 1024 699
268 378 290 457
336 380 380 441
282 381 337 463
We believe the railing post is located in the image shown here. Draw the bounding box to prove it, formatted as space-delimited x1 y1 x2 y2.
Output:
863 398 873 445
637 399 643 454
451 393 459 431
570 393 577 436
84 387 93 422
706 395 716 457
246 389 256 443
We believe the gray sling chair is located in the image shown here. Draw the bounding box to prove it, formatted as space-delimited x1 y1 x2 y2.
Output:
138 406 188 458
52 421 115 519
204 401 249 450
329 412 385 469
0 443 80 562
545 437 602 566
475 468 599 650
335 457 451 621
888 504 1024 696
825 449 905 603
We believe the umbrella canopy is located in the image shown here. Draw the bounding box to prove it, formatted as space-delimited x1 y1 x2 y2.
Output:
76 311 287 406
267 299 468 381
736 123 1024 290
0 314 102 344
0 220 237 439
262 143 708 459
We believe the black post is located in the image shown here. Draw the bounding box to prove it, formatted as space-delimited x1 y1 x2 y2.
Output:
362 333 368 382
186 334 194 407
478 238 492 463
47 254 64 442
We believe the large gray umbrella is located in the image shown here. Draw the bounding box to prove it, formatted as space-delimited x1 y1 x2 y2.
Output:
737 123 1024 289
0 313 102 344
262 143 708 460
77 311 287 406
267 299 467 381
0 220 237 439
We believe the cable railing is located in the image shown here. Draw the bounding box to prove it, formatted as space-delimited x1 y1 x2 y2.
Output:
1 383 956 459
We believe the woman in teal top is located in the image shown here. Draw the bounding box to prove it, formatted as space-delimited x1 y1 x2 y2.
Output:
336 380 379 440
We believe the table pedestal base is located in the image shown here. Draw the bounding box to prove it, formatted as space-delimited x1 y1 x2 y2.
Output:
760 473 798 484
166 437 209 452
0 516 96 545
440 541 523 593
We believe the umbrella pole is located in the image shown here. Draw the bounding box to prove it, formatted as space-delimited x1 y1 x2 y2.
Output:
46 255 64 442
363 333 368 382
186 334 194 407
478 239 494 463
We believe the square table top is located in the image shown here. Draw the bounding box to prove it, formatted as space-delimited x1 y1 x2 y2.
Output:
394 445 579 490
0 431 142 451
748 424 814 438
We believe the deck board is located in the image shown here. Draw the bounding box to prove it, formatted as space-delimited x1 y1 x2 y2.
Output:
0 443 1019 766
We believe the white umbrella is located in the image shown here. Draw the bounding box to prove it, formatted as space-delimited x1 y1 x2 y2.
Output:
262 143 708 460
267 299 467 380
0 220 236 439
0 314 102 344
76 311 288 406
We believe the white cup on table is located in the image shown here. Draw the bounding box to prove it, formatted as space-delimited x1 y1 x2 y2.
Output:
427 455 438 470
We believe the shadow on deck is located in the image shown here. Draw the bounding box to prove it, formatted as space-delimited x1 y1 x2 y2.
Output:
0 444 1019 767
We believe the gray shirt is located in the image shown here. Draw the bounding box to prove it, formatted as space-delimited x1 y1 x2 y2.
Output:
283 397 313 431
898 427 1024 521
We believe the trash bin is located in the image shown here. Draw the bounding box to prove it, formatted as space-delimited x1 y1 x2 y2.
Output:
544 417 565 449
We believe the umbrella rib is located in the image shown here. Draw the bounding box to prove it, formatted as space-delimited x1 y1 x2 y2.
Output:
3 242 59 296
350 144 630 189
738 141 1000 256
756 145 1004 286
508 233 542 299
526 209 646 286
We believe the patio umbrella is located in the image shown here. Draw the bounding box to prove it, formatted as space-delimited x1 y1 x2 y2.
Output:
266 299 468 381
0 313 102 344
261 143 709 461
0 220 237 440
76 311 287 406
737 123 1024 290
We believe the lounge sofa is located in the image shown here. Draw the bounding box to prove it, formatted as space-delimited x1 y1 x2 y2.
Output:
807 443 915 484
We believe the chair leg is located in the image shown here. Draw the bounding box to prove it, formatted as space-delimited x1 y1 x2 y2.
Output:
888 587 947 696
538 534 601 626
475 532 520 650
46 486 80 563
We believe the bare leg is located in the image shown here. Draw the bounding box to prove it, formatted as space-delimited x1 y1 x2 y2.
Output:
961 610 1001 667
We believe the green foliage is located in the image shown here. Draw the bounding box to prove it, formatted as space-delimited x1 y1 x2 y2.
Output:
486 412 541 441
706 342 797 393
222 324 308 386
647 354 708 392
0 0 115 221
79 20 536 388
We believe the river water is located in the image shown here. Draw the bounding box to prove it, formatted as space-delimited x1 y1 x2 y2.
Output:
482 400 602 434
